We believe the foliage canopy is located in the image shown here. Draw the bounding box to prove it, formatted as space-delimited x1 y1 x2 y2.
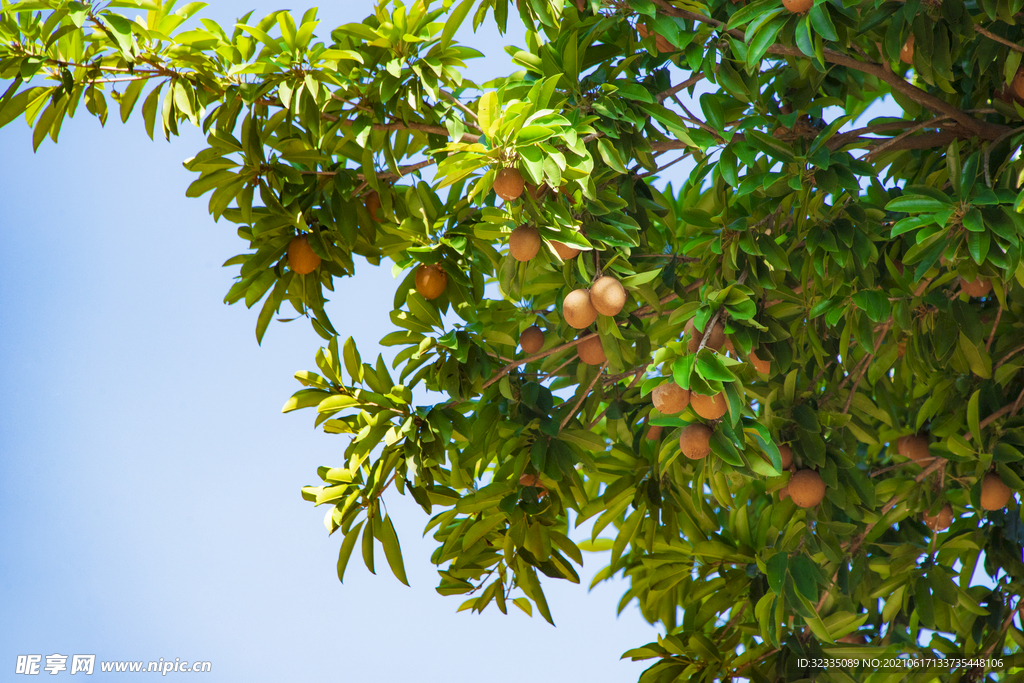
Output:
6 0 1024 679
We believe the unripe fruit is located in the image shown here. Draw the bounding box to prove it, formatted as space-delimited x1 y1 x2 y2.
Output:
652 382 690 414
782 0 813 12
900 35 915 64
494 167 525 201
552 241 581 260
685 318 726 353
563 289 598 329
577 335 606 365
923 503 953 531
590 276 627 316
288 235 321 275
415 264 448 300
646 425 663 440
897 434 932 464
789 470 826 508
981 472 1013 510
680 424 713 460
519 326 544 354
365 190 382 222
778 444 793 470
509 226 541 261
749 348 771 375
691 392 728 420
960 277 993 298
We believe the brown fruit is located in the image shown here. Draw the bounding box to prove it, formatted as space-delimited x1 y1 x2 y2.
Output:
981 472 1013 510
679 424 713 460
923 503 953 531
778 444 793 470
960 277 993 298
365 190 382 222
789 470 826 508
563 289 598 329
838 633 867 645
494 167 525 201
691 392 728 420
897 434 933 464
778 485 791 501
646 425 663 440
415 264 448 300
636 22 673 52
509 226 541 262
526 183 549 201
591 276 627 316
1013 71 1024 101
577 335 606 365
519 473 541 487
685 318 726 353
900 35 915 64
782 0 813 12
288 235 321 275
652 382 690 414
552 241 581 260
749 348 771 375
519 326 544 354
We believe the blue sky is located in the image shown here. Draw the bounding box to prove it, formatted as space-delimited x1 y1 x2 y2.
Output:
0 2 666 681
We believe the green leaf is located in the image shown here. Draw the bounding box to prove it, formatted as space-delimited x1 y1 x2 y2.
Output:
851 290 891 323
379 514 410 586
337 520 364 584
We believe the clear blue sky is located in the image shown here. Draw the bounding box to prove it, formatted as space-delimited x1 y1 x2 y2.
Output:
0 2 663 681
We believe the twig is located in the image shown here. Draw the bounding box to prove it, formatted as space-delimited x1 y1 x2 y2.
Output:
975 26 1024 53
482 334 598 391
986 302 1003 353
561 362 607 430
590 369 645 428
994 343 1024 370
656 73 705 103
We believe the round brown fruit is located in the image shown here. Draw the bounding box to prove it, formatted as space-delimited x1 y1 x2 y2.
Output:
288 235 321 275
577 335 606 365
685 318 726 353
782 0 813 12
680 424 713 460
519 473 541 487
519 326 544 354
652 382 690 414
691 392 728 420
509 226 541 262
897 434 932 464
789 470 826 508
900 35 915 64
552 241 581 260
563 289 598 329
778 444 793 470
646 425 663 440
923 503 953 531
636 22 673 52
1013 71 1024 101
960 277 993 298
981 472 1013 510
749 348 771 375
590 276 627 316
365 190 382 222
494 167 525 201
415 264 448 300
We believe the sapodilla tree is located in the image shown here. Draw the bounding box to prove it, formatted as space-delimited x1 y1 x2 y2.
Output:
6 0 1024 679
